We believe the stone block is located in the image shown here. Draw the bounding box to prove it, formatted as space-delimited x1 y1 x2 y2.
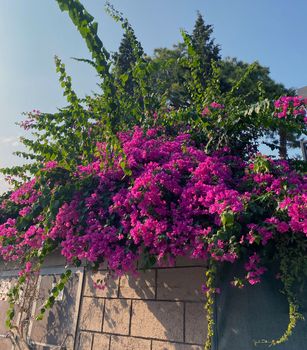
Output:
30 273 81 347
42 249 66 267
103 299 131 335
175 256 206 267
93 333 110 349
131 300 184 341
119 270 156 299
79 297 104 332
157 267 205 301
110 335 151 350
152 341 203 350
185 302 207 345
78 332 92 350
84 271 119 298
0 338 13 350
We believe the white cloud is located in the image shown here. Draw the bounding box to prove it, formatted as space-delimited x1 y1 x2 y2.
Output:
0 136 20 147
0 136 25 168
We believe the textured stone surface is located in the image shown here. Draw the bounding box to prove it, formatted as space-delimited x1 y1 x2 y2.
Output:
175 257 206 267
131 300 184 341
0 262 210 350
30 273 81 347
42 249 66 267
110 335 151 350
93 333 110 349
119 270 156 299
103 299 131 335
78 332 93 350
185 303 207 345
157 267 205 301
0 261 19 272
79 297 104 332
152 341 203 350
0 338 13 350
84 271 119 298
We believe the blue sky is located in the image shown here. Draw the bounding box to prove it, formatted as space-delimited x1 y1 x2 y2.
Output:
0 0 306 191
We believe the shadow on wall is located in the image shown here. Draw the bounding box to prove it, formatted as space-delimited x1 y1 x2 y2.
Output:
77 257 207 349
214 263 307 350
0 269 82 350
9 257 307 349
29 273 82 350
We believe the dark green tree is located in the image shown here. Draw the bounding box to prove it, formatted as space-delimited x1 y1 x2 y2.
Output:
190 11 220 85
148 43 189 108
143 12 221 108
220 58 289 103
219 58 302 159
113 30 144 95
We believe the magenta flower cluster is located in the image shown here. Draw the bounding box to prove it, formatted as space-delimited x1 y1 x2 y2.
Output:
201 102 225 116
19 110 41 130
274 96 307 123
0 128 306 287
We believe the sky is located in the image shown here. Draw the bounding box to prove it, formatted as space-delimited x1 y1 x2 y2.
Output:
0 0 306 192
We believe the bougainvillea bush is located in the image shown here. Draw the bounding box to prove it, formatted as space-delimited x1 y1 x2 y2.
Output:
0 1 307 348
1 124 306 347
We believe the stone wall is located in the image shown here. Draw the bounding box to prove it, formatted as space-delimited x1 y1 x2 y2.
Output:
0 256 207 350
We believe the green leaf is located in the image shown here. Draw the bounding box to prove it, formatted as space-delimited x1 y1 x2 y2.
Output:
221 211 235 228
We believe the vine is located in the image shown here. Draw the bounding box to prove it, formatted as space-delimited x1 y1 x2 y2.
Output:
204 261 217 350
36 269 72 321
254 235 306 347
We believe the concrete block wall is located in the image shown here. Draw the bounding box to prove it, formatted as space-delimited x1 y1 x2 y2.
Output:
0 255 208 350
77 258 207 350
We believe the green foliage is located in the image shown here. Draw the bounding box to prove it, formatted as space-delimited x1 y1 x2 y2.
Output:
135 13 221 109
187 11 221 90
36 269 72 321
107 2 160 118
2 1 301 184
220 58 304 158
56 0 110 76
1 3 306 348
148 44 189 108
220 58 289 103
4 57 100 177
151 60 275 156
253 155 271 173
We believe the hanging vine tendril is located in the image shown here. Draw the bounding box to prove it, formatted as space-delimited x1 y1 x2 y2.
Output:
254 235 306 347
204 261 218 350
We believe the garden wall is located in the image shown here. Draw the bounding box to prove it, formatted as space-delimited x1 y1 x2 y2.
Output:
0 254 207 350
